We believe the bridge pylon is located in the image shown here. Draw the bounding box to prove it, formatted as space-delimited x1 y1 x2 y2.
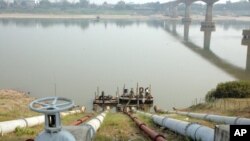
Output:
200 0 218 49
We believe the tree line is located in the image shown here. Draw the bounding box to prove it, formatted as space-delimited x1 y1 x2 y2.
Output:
0 0 249 16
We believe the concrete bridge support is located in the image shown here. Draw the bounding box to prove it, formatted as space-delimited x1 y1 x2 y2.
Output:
171 20 178 35
242 30 250 71
171 6 178 18
184 3 191 20
242 0 250 71
182 2 192 41
201 0 218 49
183 22 190 41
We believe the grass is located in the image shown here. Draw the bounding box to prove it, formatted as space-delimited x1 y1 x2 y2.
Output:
94 112 150 141
0 89 39 121
187 98 250 118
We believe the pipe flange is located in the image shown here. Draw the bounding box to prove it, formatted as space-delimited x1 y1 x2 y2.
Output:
154 134 165 141
132 116 138 121
99 113 105 118
234 117 241 125
138 123 146 130
194 125 203 139
184 122 197 135
93 117 102 125
83 123 96 135
84 123 96 141
162 116 168 126
203 114 209 120
22 118 29 128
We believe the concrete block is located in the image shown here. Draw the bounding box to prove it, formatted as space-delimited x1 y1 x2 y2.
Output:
214 125 229 141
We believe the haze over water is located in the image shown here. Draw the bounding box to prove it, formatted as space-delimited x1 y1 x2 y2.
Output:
0 19 249 110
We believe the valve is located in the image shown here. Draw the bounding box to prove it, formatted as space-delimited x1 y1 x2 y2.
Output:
29 96 76 141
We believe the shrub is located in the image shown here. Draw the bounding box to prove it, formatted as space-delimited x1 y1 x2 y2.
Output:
205 81 250 102
15 127 35 136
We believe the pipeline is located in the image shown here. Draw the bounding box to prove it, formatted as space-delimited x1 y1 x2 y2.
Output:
154 106 168 114
125 111 166 141
70 114 93 126
81 111 108 141
170 110 250 125
136 110 214 141
0 108 85 136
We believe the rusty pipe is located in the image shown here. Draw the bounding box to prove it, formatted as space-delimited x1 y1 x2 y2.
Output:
125 112 166 141
70 115 93 126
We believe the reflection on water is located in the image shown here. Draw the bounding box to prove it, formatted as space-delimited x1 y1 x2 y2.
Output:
163 19 250 80
242 29 250 72
0 18 249 110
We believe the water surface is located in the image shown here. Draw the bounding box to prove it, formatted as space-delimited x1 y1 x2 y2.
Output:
0 19 249 110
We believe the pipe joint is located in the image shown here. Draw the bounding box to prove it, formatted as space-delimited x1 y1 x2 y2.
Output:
83 123 96 135
138 123 146 130
132 116 138 121
194 125 203 140
162 117 168 126
154 134 165 141
204 114 209 119
234 117 241 125
22 118 29 127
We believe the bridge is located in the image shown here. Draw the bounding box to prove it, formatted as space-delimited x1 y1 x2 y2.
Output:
161 0 250 47
161 20 250 80
159 0 250 80
162 0 219 48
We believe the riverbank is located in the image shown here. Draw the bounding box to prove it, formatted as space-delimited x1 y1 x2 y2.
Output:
2 89 250 140
0 89 38 121
186 98 250 118
0 13 250 21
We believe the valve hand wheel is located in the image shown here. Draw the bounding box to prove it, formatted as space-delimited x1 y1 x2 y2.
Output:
29 96 74 113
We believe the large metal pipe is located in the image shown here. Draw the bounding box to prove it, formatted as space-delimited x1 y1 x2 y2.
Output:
171 111 250 125
0 108 85 136
136 110 214 141
70 114 93 126
81 111 108 140
125 112 166 141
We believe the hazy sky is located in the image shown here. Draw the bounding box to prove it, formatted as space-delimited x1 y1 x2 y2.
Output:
88 0 242 4
4 0 244 4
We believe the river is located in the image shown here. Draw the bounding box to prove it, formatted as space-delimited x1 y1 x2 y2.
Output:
0 18 249 111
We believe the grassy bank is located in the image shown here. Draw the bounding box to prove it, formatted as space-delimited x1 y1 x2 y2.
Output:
95 112 191 141
2 89 250 141
95 112 151 141
0 89 38 121
187 98 250 118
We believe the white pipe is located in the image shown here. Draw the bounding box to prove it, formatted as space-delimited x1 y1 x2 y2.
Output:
82 111 108 140
136 110 214 141
0 109 85 136
172 111 250 125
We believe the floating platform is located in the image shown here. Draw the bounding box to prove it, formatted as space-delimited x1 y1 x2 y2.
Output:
93 85 154 111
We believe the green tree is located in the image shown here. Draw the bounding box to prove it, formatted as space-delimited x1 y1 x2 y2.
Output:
205 81 250 102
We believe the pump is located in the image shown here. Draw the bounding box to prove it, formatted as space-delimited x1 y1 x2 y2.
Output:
29 96 76 141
